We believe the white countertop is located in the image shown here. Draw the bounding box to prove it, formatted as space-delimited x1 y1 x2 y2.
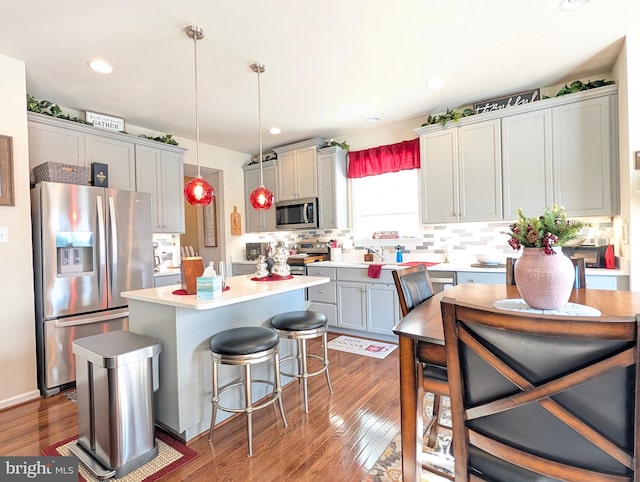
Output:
310 260 626 276
123 274 329 310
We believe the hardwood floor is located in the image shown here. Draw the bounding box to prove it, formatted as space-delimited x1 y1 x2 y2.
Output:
0 333 401 481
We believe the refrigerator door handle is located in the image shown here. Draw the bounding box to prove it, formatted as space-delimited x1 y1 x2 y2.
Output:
109 196 118 297
54 309 129 328
96 195 106 301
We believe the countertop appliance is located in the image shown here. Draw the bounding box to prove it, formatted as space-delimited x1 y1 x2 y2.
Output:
246 242 269 261
562 245 613 268
31 181 153 396
275 197 318 230
287 239 329 275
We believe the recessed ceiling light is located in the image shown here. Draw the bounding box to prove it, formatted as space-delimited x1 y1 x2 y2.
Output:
88 59 114 74
427 77 445 90
367 117 380 123
559 0 590 11
268 127 281 135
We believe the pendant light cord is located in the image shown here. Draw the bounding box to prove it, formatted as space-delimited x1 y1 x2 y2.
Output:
193 33 201 178
257 66 264 188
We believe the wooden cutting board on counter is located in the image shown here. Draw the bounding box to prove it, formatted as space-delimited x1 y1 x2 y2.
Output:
288 255 326 264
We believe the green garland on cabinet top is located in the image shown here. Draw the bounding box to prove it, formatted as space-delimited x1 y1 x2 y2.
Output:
26 94 179 146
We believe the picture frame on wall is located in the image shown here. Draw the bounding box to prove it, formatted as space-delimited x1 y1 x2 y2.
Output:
0 135 15 207
203 198 218 247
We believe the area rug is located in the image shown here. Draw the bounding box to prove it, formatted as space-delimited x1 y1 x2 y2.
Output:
366 394 455 481
41 430 197 482
328 335 397 359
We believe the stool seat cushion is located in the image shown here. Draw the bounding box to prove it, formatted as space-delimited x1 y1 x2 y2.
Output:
270 310 327 332
210 327 279 356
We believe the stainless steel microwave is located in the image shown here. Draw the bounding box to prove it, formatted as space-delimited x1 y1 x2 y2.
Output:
275 198 318 230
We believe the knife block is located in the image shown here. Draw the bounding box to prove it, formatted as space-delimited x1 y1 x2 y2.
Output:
181 257 204 294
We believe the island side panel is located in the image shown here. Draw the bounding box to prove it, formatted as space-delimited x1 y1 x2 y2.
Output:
128 289 303 442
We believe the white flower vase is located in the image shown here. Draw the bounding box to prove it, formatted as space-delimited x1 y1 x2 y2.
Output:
514 247 575 309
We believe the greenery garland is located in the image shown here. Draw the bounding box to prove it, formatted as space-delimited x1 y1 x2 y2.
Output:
26 94 179 146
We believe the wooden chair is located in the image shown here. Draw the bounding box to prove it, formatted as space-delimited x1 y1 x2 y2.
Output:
392 265 450 451
506 256 586 288
441 296 639 481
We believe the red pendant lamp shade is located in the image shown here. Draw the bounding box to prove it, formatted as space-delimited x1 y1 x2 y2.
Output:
184 25 214 206
184 175 214 206
249 63 274 210
249 185 274 209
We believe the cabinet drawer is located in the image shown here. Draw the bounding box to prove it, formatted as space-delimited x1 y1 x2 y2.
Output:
336 267 394 284
307 282 336 303
307 266 336 280
456 271 505 285
154 273 181 287
308 302 337 327
232 263 256 276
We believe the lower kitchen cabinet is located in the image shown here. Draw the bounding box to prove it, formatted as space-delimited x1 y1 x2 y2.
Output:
232 262 257 276
307 266 338 327
154 273 181 287
457 271 506 284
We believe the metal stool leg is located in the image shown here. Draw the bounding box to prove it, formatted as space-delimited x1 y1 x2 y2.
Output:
208 360 219 441
300 339 309 412
322 332 333 394
244 364 254 457
274 352 287 426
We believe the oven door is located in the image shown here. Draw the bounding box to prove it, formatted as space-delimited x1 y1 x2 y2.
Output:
289 264 306 276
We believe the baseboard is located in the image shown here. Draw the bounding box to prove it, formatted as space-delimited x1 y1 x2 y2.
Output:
0 389 41 411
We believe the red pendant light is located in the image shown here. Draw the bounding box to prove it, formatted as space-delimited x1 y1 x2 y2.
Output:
184 26 214 206
249 63 274 210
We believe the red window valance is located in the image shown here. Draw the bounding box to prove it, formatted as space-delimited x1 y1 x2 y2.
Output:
347 138 420 179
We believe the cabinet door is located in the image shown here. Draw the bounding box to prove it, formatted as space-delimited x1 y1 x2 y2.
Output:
277 151 298 200
317 151 337 228
160 150 185 233
244 163 277 232
85 134 136 191
28 120 85 169
421 129 459 223
552 96 613 216
337 282 366 330
135 145 162 230
308 302 338 327
458 120 502 221
295 146 318 199
367 283 399 336
502 109 553 219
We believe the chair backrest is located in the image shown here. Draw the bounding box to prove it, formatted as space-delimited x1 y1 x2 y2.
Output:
506 255 586 289
441 297 639 481
392 265 435 317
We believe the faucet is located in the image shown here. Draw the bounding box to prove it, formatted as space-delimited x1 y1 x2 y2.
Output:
367 247 386 263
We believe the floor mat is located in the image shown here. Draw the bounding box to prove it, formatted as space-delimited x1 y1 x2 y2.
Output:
327 335 397 359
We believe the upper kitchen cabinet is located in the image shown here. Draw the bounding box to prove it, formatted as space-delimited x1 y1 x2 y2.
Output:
502 88 617 218
419 119 502 223
317 146 348 229
28 112 188 231
243 160 278 232
85 134 136 191
273 138 327 201
135 144 185 233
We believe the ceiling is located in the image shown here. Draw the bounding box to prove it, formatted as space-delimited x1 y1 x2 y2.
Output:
0 0 637 154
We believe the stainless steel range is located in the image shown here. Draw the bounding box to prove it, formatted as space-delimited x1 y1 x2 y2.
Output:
287 238 329 275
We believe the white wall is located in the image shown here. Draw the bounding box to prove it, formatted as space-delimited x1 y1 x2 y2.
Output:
0 54 39 408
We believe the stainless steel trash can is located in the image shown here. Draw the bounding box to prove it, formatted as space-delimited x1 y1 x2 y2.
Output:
69 330 162 479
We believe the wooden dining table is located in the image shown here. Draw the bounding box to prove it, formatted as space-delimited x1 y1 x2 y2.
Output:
392 282 640 482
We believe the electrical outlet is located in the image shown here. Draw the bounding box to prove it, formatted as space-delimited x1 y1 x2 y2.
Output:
0 226 8 243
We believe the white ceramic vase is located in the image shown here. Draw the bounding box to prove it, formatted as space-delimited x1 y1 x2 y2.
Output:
514 247 575 310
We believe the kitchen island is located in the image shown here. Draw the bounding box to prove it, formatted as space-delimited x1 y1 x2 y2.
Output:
122 274 329 442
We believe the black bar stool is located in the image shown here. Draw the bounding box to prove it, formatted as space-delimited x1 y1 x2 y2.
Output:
270 310 333 412
208 326 287 456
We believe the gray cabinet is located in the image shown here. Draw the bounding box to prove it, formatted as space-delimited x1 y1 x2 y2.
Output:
317 146 348 229
502 92 617 218
420 119 502 223
28 112 187 230
135 145 185 233
334 267 399 337
232 263 257 276
273 138 326 201
243 160 278 233
154 273 181 287
307 266 337 327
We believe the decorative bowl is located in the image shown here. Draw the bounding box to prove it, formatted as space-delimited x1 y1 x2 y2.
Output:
475 253 503 265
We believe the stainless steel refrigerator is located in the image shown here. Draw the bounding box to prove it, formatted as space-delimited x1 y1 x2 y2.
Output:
31 181 153 396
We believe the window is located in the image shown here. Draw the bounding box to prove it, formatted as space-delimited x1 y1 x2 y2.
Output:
351 169 420 239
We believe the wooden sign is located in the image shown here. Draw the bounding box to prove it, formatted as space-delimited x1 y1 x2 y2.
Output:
85 111 125 132
473 89 540 114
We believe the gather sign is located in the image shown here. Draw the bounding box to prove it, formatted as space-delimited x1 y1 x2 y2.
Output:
473 89 540 114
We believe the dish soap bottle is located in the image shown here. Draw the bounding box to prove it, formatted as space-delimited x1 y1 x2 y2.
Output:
395 245 403 263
